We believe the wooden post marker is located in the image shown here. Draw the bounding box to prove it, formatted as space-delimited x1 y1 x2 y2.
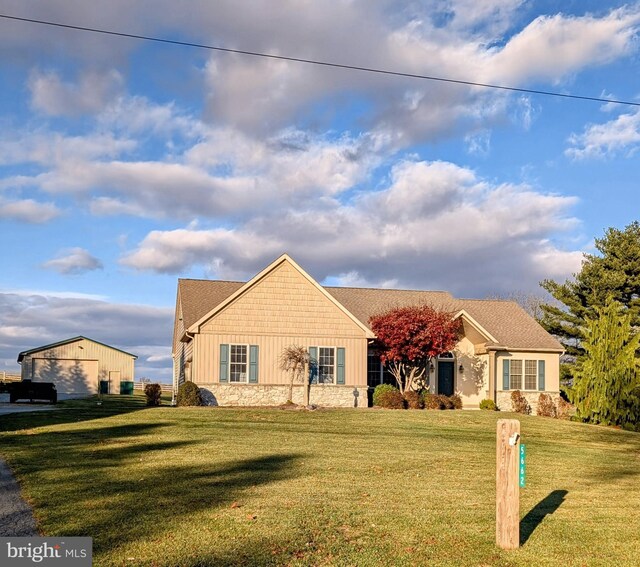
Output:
496 419 520 549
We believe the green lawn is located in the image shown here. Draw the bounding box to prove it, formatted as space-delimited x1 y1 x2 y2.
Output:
0 396 639 566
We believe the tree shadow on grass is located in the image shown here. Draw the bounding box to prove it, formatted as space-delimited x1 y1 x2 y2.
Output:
1 420 306 552
79 453 306 554
0 395 152 433
520 489 568 545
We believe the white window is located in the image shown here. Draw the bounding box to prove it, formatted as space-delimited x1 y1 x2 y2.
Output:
318 347 335 384
508 359 542 391
230 344 248 383
510 360 523 390
524 360 538 390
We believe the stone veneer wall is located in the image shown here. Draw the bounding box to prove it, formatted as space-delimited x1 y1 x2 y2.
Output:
496 391 561 416
198 383 369 408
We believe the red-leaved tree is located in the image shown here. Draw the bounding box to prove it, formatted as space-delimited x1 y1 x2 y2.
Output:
369 305 461 395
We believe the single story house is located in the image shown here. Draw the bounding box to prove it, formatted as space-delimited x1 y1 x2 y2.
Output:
172 254 563 411
18 336 137 396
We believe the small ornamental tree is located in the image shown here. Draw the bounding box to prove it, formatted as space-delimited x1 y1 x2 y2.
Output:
369 305 461 395
572 299 640 427
279 345 311 405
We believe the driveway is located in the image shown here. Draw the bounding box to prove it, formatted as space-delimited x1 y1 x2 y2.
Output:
0 401 57 416
0 458 39 536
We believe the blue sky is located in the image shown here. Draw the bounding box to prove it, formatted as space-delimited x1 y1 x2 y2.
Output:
1 1 639 381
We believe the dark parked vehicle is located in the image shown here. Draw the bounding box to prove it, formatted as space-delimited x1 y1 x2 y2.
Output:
7 380 57 404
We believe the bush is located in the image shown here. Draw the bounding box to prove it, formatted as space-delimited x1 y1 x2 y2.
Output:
404 390 423 409
537 393 556 417
449 394 463 410
479 399 497 411
374 385 405 409
437 394 453 409
422 393 441 410
144 383 162 407
373 384 398 407
511 390 531 415
177 381 202 407
555 398 573 420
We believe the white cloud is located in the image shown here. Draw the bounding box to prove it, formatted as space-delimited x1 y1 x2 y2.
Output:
566 108 640 159
485 9 640 85
121 159 581 296
200 4 640 141
29 69 124 116
1 3 638 144
14 115 383 220
42 248 104 275
0 198 61 223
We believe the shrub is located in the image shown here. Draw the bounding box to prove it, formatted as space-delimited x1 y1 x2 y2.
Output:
449 394 463 410
375 385 405 409
177 381 202 407
373 384 398 407
555 398 573 420
511 390 531 415
422 393 442 410
437 394 454 409
144 383 162 407
537 393 556 417
404 390 423 409
479 399 497 411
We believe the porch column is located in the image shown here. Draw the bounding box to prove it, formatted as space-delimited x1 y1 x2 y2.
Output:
488 350 497 402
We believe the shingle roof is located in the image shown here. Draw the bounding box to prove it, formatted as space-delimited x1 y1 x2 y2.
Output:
457 299 563 351
176 278 563 352
178 279 243 330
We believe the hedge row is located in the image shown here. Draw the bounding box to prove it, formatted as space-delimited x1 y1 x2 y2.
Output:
373 384 462 410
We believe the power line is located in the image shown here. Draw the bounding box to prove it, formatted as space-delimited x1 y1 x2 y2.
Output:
2 12 639 108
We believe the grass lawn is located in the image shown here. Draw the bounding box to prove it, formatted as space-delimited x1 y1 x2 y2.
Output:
0 396 639 566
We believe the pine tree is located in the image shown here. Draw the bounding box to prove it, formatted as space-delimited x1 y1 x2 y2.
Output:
540 221 640 359
572 299 640 427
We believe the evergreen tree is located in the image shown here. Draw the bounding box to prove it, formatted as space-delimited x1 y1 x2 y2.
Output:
572 299 640 427
540 221 640 358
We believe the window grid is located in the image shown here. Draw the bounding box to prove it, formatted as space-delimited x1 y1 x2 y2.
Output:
318 347 335 384
524 360 537 390
509 359 523 390
230 344 248 383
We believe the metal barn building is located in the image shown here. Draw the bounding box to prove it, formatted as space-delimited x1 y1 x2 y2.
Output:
17 336 137 396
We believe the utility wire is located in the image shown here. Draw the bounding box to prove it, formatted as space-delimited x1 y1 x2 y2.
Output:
2 12 639 108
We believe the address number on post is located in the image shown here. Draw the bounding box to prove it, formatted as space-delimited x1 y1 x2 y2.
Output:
519 444 526 488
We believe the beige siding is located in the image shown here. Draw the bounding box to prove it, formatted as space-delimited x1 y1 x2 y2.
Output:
172 293 186 390
200 262 366 338
33 358 99 394
496 351 560 393
192 334 367 387
454 337 489 407
21 338 135 394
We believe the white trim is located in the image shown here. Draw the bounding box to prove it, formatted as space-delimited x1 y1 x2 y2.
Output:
229 343 249 384
506 358 543 391
316 345 336 385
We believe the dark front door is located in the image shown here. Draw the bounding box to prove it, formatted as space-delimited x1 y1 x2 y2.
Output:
437 361 454 396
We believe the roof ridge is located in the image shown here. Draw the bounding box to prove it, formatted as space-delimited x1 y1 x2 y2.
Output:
325 285 452 293
179 278 245 284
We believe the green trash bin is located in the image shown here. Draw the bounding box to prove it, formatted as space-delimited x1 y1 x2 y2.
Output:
99 380 109 394
120 381 134 395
